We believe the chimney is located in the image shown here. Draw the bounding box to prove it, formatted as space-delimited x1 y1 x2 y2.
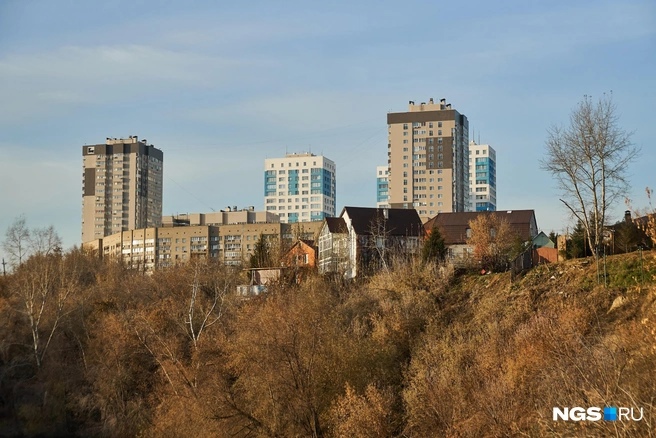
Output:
624 210 632 223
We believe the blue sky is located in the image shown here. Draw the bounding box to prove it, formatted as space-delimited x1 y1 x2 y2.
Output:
0 0 654 253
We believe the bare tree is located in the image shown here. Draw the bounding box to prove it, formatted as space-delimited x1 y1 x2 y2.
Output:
12 252 81 368
367 213 391 274
3 216 30 268
28 225 62 256
541 94 639 258
3 218 62 270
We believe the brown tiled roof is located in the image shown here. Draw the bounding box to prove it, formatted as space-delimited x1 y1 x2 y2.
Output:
342 207 424 237
424 210 537 245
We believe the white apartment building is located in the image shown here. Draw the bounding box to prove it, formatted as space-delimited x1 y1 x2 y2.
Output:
468 141 497 212
264 153 336 223
376 165 390 208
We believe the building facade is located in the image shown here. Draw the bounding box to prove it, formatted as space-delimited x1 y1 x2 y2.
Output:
162 207 280 227
376 165 389 208
82 136 163 243
423 210 538 260
318 207 424 279
84 220 324 269
386 98 469 219
264 152 336 223
468 141 497 211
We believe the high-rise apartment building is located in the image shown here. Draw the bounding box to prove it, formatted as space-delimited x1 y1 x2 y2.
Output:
469 141 497 211
376 165 389 208
387 98 469 218
82 136 163 243
264 152 336 223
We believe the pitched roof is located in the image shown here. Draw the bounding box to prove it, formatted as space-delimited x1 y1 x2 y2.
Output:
288 239 316 251
325 217 348 234
342 207 424 237
424 210 537 245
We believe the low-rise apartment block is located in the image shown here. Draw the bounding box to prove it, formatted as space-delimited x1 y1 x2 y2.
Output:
84 216 323 269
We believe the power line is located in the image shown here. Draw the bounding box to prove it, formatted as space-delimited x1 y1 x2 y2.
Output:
165 176 217 213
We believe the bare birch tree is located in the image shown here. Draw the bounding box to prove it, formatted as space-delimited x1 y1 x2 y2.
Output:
541 94 639 258
12 252 81 368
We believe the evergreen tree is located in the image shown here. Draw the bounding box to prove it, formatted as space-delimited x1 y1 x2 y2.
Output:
422 227 447 263
548 231 558 248
567 220 591 258
249 233 272 268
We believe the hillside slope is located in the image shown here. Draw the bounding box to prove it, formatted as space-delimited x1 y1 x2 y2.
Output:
403 251 656 437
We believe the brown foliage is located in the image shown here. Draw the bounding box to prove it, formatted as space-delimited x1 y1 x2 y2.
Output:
1 234 655 437
467 214 520 270
330 383 397 437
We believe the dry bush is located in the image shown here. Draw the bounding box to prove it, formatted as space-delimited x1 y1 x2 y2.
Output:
329 383 397 437
222 278 344 437
467 214 519 271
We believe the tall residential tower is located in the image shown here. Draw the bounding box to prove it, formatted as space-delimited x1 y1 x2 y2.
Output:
82 136 163 242
387 98 469 219
376 165 389 208
264 152 336 223
469 141 497 211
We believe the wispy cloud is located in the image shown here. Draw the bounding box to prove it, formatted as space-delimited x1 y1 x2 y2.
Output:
0 44 255 124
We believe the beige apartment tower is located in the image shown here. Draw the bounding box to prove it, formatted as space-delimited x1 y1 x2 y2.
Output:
82 136 163 243
387 98 469 218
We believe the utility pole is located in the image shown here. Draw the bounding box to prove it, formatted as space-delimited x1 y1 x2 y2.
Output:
1 258 6 276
